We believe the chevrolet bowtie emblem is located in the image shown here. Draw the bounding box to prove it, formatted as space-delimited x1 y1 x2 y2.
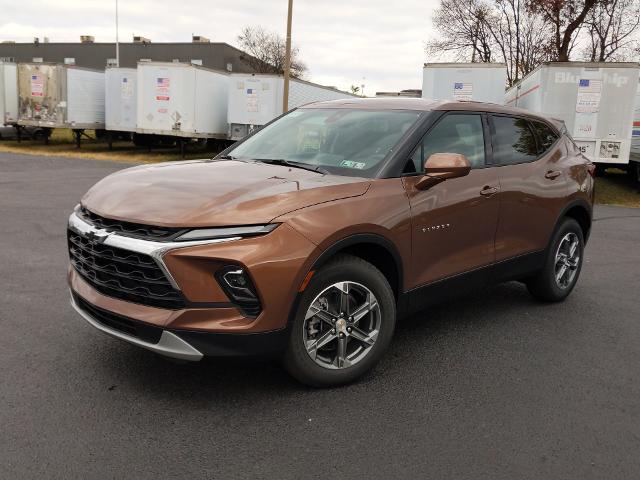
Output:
85 230 110 245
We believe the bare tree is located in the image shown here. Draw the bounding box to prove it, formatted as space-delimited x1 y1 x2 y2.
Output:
583 0 640 61
518 14 555 75
426 0 552 86
425 0 495 62
526 0 599 61
237 26 308 78
484 0 552 84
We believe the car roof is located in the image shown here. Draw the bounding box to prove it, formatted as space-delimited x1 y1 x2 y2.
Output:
303 97 556 125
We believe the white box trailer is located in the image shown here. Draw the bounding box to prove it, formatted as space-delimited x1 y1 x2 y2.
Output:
17 63 105 129
227 73 357 140
105 67 137 133
629 78 640 182
0 61 18 125
422 63 507 104
136 62 229 139
505 62 640 167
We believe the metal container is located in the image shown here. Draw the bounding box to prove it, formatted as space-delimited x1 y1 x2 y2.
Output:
631 78 640 162
506 62 640 166
422 63 507 104
0 61 18 125
136 62 229 138
227 74 357 140
105 67 137 132
17 63 105 128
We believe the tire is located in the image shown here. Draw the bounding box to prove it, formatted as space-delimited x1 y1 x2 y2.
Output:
283 254 396 387
526 218 584 302
627 161 640 189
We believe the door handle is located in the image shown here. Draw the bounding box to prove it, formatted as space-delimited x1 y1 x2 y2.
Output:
545 170 562 180
479 186 499 196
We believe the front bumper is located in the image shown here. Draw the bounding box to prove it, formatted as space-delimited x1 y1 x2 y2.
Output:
71 292 289 360
71 292 203 361
67 210 319 357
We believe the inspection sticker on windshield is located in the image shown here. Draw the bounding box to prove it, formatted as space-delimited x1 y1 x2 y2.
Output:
340 160 366 169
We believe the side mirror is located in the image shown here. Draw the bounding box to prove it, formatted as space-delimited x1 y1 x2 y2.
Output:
415 153 472 190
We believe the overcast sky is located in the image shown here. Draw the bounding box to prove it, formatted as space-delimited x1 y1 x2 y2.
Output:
0 0 439 94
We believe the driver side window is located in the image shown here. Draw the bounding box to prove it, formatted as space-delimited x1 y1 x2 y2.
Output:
407 114 486 173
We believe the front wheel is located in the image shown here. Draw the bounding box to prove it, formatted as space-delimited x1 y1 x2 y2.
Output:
283 255 396 387
526 218 584 302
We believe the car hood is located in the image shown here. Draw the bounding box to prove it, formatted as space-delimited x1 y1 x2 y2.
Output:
81 159 371 227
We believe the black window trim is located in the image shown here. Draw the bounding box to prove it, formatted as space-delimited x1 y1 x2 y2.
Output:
398 110 491 177
488 113 560 167
528 118 562 157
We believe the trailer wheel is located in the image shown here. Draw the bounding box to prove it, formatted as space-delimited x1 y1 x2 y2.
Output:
627 161 640 187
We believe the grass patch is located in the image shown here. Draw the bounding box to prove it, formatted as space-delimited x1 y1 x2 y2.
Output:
0 129 219 164
595 168 640 208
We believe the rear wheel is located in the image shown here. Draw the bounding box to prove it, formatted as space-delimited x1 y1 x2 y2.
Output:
594 164 607 177
627 161 640 189
283 255 396 387
526 218 584 302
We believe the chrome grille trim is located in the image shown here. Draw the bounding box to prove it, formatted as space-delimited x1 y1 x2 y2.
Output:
68 212 241 292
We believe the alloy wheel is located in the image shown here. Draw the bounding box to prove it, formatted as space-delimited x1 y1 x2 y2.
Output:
303 281 381 370
554 232 581 289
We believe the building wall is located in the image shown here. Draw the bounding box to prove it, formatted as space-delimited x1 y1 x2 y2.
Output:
0 42 260 73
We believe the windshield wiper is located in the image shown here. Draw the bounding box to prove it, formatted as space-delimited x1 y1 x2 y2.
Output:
216 154 237 160
255 158 327 174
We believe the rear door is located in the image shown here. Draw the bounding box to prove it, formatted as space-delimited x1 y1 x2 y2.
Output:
402 112 500 290
489 115 569 262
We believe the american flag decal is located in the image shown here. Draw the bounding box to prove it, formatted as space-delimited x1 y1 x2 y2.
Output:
453 82 473 99
578 79 601 93
454 83 472 93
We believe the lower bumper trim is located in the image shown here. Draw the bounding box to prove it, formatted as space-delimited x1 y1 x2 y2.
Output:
70 294 204 361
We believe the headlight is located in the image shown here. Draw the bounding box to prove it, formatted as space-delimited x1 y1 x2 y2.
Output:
174 224 279 242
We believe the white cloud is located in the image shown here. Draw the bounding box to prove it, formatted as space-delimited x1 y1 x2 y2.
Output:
0 0 438 93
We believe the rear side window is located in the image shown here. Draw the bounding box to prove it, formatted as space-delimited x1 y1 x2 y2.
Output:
491 116 538 165
531 121 559 154
408 114 485 172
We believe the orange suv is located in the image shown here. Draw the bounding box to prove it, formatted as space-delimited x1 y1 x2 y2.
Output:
68 98 594 386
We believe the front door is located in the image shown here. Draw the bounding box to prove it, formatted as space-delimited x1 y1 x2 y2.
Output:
402 112 500 293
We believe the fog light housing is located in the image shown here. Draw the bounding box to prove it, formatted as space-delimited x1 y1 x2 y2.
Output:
216 266 261 317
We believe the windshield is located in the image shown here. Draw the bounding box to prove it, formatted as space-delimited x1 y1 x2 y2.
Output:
226 108 422 177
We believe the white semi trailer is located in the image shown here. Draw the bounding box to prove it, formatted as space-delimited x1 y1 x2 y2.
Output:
17 63 105 145
422 63 507 104
105 67 137 147
505 62 640 178
630 79 640 183
136 62 229 153
0 61 18 126
227 74 357 140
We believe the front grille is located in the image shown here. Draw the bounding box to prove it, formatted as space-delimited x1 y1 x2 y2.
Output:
78 206 187 241
74 294 163 344
68 229 187 309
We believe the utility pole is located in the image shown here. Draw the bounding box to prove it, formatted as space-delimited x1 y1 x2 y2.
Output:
282 0 293 113
115 0 120 67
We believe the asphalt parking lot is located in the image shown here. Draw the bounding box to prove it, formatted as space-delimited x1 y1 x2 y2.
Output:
1 151 639 479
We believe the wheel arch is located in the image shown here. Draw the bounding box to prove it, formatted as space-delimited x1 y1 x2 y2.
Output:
557 199 592 244
309 234 404 301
